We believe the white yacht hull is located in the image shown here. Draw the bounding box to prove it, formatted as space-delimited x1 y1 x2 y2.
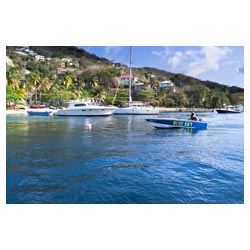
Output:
113 107 159 115
56 107 115 116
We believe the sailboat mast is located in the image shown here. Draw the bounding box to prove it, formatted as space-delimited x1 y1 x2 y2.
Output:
128 46 132 106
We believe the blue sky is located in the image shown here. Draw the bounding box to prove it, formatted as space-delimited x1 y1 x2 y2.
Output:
79 46 244 88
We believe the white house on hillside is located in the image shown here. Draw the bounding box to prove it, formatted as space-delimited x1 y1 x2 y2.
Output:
35 55 45 61
158 80 174 88
120 74 139 87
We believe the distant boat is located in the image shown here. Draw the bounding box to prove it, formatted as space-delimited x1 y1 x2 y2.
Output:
28 110 53 116
113 47 159 115
216 104 243 114
55 101 116 116
29 105 45 109
146 118 207 129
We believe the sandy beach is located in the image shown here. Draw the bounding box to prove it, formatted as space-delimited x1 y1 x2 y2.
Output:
6 109 28 115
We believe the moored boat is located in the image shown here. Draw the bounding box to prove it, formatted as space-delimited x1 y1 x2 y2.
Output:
27 109 53 116
113 47 159 115
29 105 45 109
55 101 116 116
146 118 207 129
113 102 159 115
216 104 243 113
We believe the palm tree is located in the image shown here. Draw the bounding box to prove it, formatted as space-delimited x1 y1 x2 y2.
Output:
23 72 41 104
90 75 99 89
92 86 107 103
52 78 63 90
63 75 73 90
74 77 85 91
73 77 85 98
6 67 20 89
156 88 168 106
39 77 52 92
140 87 155 104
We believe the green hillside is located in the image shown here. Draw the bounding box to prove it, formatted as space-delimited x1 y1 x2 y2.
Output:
6 46 244 108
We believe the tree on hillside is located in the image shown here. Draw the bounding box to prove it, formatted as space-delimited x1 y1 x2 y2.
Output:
90 75 99 89
6 86 27 105
155 89 168 106
112 89 129 106
185 84 210 107
229 93 244 105
23 72 41 103
63 75 73 89
213 92 230 107
172 91 188 107
72 77 86 99
40 77 52 92
139 87 156 105
91 86 108 103
5 46 244 107
6 67 20 89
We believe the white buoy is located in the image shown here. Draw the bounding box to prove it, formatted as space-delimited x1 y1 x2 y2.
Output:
86 123 92 130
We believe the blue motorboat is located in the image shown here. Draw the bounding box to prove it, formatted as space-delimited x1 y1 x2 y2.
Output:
146 118 207 129
27 110 53 116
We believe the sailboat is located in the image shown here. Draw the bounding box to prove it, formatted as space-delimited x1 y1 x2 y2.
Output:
113 47 159 115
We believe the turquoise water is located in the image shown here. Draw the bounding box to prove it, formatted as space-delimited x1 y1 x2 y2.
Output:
6 112 244 204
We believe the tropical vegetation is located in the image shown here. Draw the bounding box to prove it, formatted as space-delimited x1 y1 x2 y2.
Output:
6 46 244 108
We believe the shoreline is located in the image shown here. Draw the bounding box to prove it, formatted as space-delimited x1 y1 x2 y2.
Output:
157 107 213 113
6 110 28 115
6 107 214 115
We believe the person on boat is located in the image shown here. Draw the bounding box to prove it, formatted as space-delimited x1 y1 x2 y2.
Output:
189 112 198 121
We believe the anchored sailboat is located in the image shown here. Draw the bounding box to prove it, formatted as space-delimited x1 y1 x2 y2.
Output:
113 46 159 115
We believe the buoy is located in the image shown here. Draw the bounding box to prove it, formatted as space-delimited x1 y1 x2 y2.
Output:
86 123 92 130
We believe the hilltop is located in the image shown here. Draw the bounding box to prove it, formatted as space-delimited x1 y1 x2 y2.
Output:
6 46 244 108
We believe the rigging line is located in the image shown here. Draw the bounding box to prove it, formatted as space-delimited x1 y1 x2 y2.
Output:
112 80 121 105
110 46 130 66
112 46 133 105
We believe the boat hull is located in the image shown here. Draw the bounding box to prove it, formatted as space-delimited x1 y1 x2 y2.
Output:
28 110 52 116
146 118 207 129
29 105 45 109
56 108 114 116
216 109 241 113
113 107 159 115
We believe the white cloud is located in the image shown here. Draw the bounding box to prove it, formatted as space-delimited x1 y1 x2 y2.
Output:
167 46 232 77
168 51 185 70
103 46 121 60
152 50 162 56
200 46 232 70
152 47 172 58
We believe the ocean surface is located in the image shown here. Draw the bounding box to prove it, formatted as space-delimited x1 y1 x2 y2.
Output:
6 112 244 204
